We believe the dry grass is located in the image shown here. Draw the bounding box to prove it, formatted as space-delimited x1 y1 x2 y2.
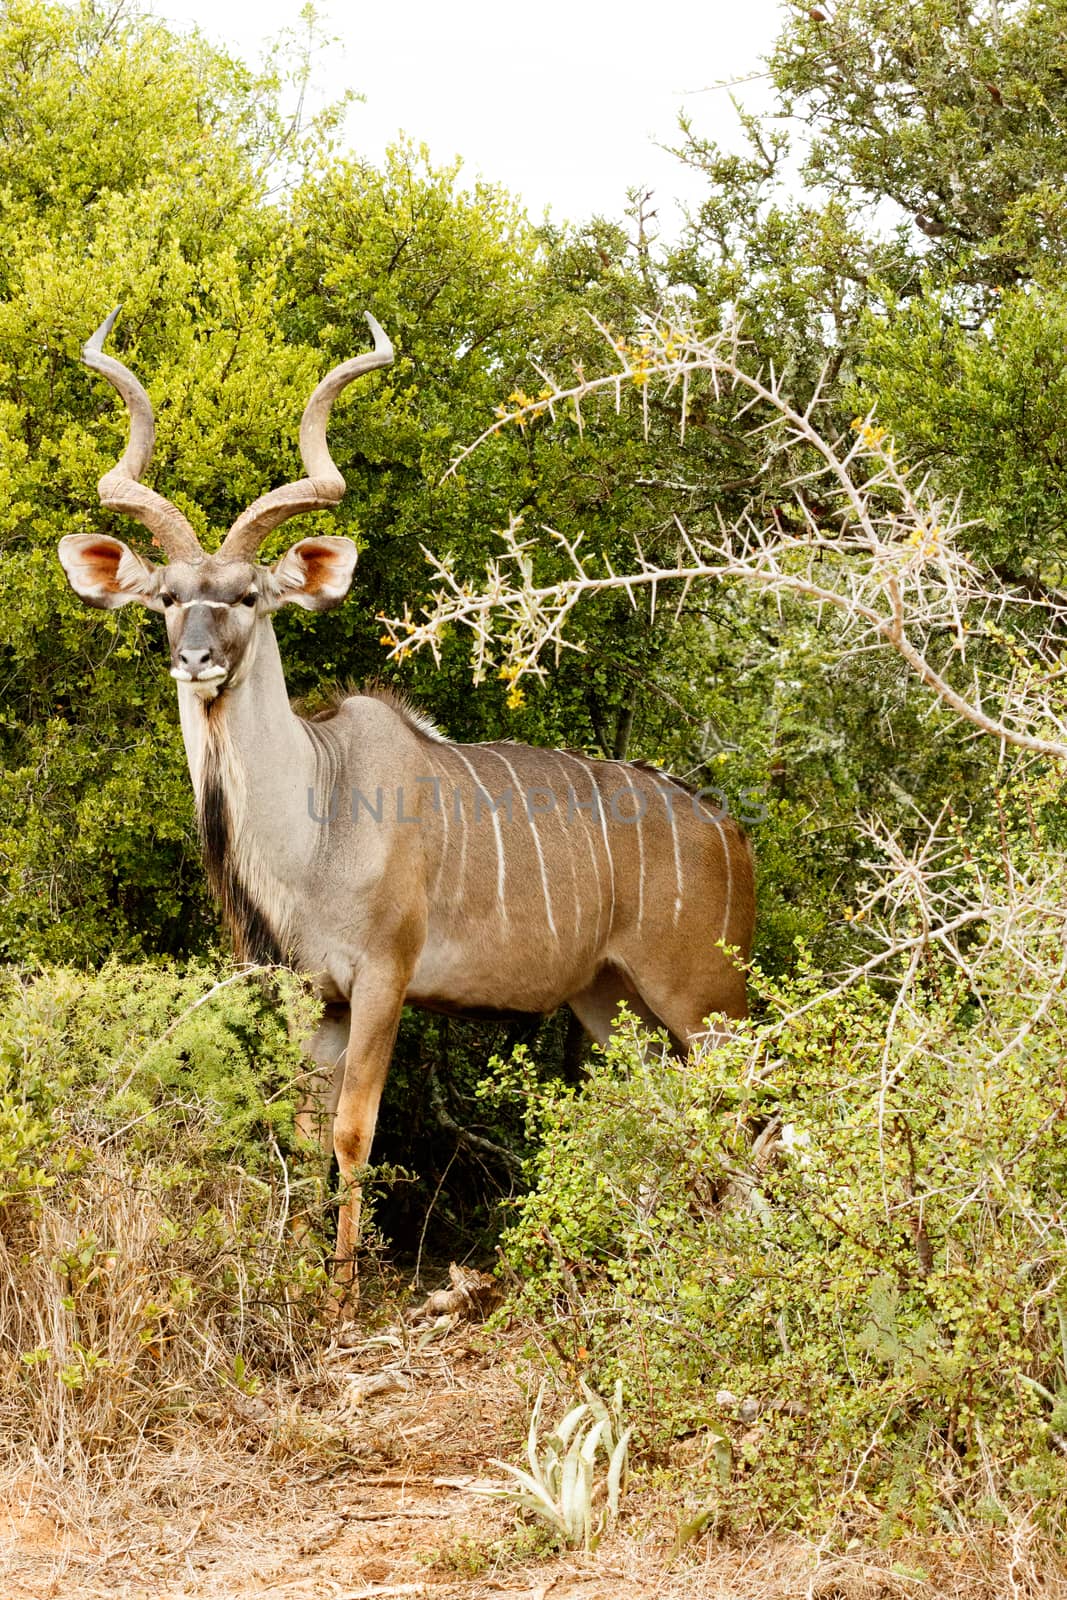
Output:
0 1140 328 1490
0 960 335 1511
0 1301 525 1598
3 1303 1067 1600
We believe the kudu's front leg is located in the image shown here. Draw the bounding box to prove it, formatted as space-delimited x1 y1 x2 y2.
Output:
330 962 409 1314
294 1003 350 1239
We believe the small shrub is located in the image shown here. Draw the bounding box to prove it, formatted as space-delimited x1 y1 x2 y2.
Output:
0 959 331 1479
422 1522 558 1575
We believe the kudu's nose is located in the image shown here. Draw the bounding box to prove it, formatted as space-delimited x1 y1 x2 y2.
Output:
178 646 216 676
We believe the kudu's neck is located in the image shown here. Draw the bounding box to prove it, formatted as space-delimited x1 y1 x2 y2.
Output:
177 617 308 790
176 617 318 961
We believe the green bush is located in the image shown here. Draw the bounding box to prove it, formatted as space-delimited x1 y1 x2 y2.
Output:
497 956 1067 1541
0 960 331 1474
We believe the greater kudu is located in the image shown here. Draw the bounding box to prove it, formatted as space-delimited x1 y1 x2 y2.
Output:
59 310 755 1306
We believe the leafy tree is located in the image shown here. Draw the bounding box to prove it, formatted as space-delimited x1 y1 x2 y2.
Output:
771 0 1067 291
0 8 649 962
854 280 1067 582
758 0 1067 583
0 0 318 960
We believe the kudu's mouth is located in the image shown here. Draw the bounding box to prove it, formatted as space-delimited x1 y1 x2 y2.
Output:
171 663 229 699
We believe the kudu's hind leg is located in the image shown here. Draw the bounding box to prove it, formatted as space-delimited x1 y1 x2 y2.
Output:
628 967 747 1055
570 964 742 1059
331 965 409 1311
567 965 663 1047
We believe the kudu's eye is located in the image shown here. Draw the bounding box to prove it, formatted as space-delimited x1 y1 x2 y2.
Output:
160 593 175 609
240 592 258 608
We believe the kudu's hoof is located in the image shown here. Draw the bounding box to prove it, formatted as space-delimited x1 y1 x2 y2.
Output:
322 1259 360 1327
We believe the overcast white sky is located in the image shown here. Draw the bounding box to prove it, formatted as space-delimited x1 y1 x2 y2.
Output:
150 0 789 234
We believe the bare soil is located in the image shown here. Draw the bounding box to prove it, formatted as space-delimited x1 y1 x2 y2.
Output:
3 1309 1065 1600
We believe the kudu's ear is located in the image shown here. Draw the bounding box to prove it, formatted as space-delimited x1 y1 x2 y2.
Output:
266 536 358 612
58 533 164 611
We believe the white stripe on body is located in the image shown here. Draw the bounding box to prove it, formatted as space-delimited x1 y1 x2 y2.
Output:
656 783 685 928
450 746 507 920
593 772 616 928
710 812 734 945
612 761 645 933
601 784 617 934
423 746 450 904
559 751 606 950
491 749 558 940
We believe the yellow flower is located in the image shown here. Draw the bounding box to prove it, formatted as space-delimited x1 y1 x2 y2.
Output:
506 686 526 710
907 523 942 557
852 417 891 451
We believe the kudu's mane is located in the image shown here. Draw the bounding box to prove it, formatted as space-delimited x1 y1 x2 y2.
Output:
302 681 445 742
198 742 288 966
194 684 442 966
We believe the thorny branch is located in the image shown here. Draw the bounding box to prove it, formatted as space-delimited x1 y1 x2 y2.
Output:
380 312 1067 758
